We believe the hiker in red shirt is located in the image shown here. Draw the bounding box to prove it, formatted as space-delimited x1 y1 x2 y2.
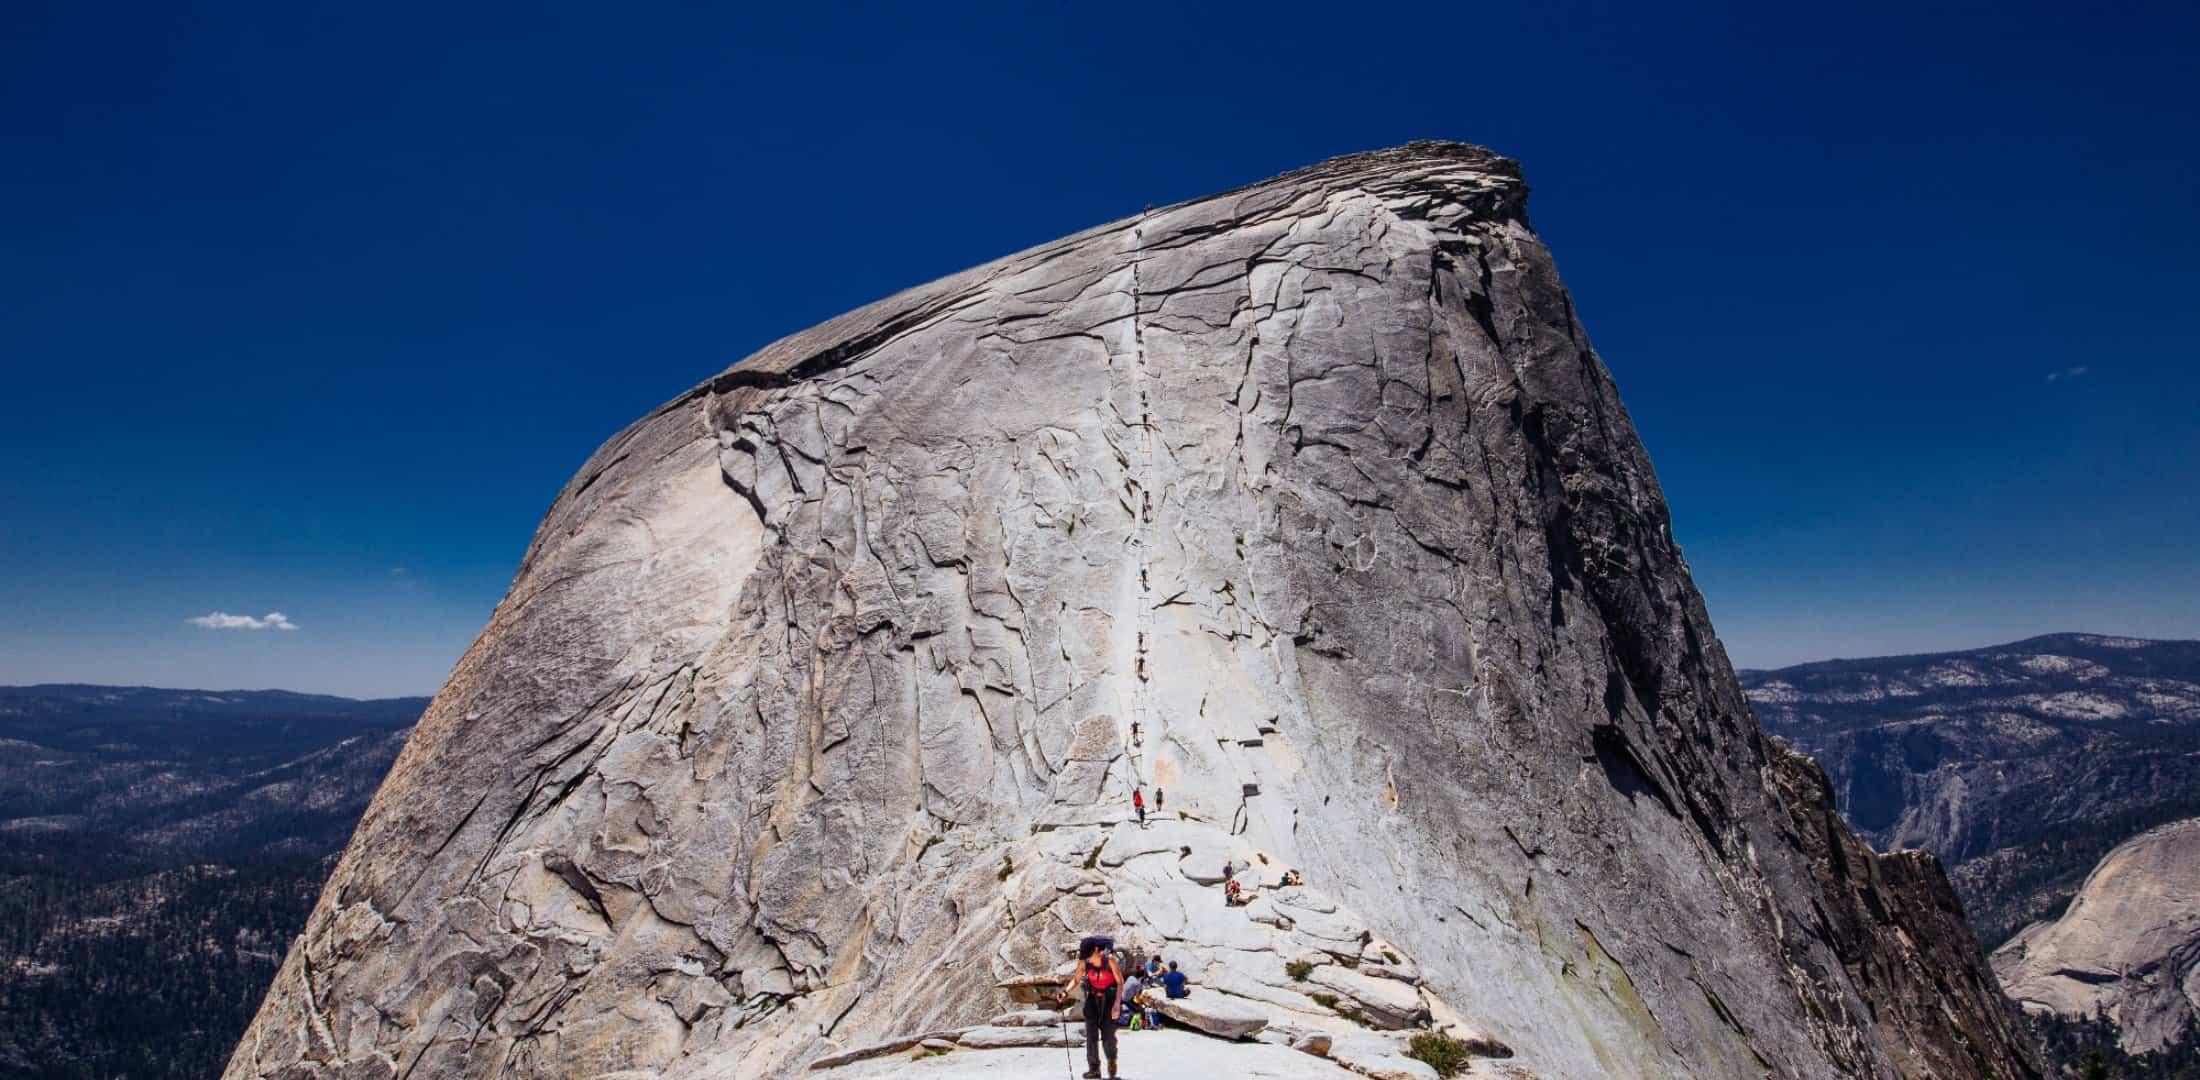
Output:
1080 939 1123 1078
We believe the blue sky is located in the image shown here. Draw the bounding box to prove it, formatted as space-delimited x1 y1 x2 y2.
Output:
3 2 2195 697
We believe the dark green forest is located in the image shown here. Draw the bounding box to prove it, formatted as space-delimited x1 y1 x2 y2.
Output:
0 686 417 1078
2029 1010 2200 1080
0 859 328 1078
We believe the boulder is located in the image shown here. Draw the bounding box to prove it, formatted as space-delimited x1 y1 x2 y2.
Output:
988 1009 1070 1028
1153 992 1270 1040
1307 965 1423 1028
954 1025 1076 1049
1328 1035 1440 1080
998 971 1074 1005
807 1030 967 1070
1205 966 1333 1014
1425 995 1513 1059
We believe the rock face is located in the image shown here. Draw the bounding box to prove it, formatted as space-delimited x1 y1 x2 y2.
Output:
1744 634 2200 946
225 143 2038 1079
1993 818 2200 1053
1768 742 2044 1077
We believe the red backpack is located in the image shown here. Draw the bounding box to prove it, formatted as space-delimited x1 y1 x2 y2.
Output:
1083 958 1118 995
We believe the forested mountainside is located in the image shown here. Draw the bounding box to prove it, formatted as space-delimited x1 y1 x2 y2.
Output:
0 686 419 1078
1744 633 2200 946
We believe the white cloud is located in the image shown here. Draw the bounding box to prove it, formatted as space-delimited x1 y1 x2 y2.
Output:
2046 365 2090 382
188 611 299 631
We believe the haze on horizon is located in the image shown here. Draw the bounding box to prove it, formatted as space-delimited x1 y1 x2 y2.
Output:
3 1 2195 699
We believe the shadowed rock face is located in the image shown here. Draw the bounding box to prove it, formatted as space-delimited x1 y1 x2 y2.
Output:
224 143 2038 1079
1994 818 2200 1053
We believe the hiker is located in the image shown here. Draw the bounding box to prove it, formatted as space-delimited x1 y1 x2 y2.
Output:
1119 969 1145 1027
1140 960 1163 1026
1079 938 1123 1078
1162 959 1190 999
1130 720 1141 745
1276 868 1303 889
1154 787 1165 812
1223 878 1245 905
1132 788 1146 826
1128 971 1160 1029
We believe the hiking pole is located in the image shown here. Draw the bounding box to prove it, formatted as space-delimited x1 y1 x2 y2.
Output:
1057 989 1077 1080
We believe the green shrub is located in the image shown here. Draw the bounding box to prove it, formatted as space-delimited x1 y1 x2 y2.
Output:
1285 959 1315 981
1405 1033 1472 1078
1308 992 1338 1009
997 854 1014 882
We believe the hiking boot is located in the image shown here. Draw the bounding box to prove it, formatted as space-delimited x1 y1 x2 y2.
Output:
1083 1070 1100 1079
1108 1063 1119 1079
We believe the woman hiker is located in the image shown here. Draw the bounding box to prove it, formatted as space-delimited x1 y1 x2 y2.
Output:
1080 939 1123 1078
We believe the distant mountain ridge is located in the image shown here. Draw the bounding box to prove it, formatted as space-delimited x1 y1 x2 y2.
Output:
0 683 425 759
0 683 422 1079
1742 632 2200 945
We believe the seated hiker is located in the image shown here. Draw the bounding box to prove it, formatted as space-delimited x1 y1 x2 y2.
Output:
1276 868 1303 888
1119 970 1145 1027
1162 959 1189 999
1143 955 1163 981
1223 878 1248 906
1135 985 1159 1028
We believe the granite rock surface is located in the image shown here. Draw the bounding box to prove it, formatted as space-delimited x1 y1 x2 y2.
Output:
225 143 2037 1079
1993 817 2200 1053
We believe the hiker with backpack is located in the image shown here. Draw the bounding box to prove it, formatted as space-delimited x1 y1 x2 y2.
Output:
1132 787 1146 826
1079 937 1124 1078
